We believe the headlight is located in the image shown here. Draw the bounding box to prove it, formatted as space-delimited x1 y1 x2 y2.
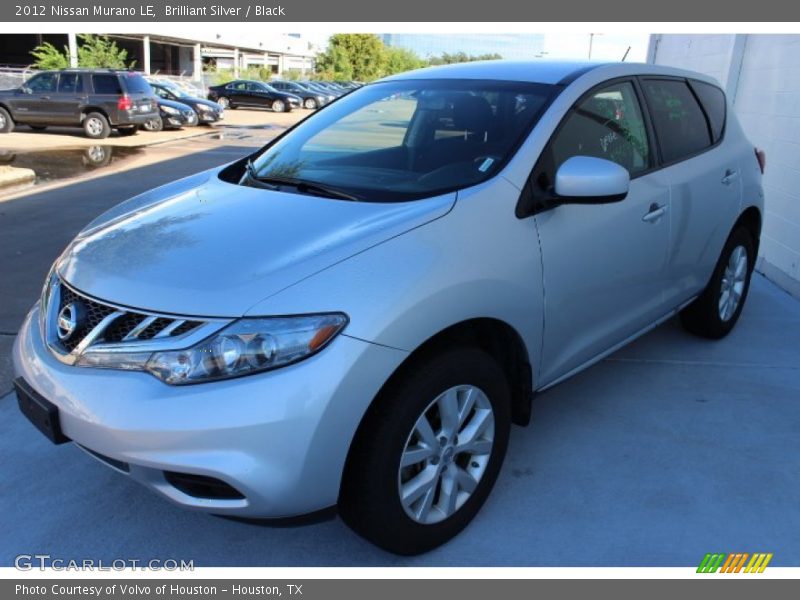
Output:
145 314 347 385
197 104 213 112
161 105 180 115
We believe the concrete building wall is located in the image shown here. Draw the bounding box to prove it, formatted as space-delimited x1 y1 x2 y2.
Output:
650 34 800 291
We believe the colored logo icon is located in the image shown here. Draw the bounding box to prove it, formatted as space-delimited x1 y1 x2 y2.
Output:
697 553 773 573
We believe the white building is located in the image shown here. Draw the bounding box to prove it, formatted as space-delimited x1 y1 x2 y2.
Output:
0 33 317 79
649 34 800 293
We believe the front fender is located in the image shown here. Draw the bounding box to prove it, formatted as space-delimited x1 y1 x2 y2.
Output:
246 177 546 381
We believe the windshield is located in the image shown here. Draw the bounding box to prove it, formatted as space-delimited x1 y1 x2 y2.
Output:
165 85 191 98
246 79 556 202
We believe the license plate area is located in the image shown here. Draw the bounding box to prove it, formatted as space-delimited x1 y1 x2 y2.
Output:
14 378 69 445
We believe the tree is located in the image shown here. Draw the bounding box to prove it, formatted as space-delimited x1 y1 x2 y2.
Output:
428 51 503 66
29 41 69 70
76 35 135 69
384 47 426 76
316 34 386 81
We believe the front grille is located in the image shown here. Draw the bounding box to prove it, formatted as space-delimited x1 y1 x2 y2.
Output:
49 278 208 356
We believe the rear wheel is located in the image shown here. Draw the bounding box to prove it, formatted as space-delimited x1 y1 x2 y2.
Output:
83 112 110 139
271 99 285 113
339 346 511 555
680 226 755 339
0 107 14 133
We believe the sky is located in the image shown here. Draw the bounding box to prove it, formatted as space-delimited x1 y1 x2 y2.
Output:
309 33 651 63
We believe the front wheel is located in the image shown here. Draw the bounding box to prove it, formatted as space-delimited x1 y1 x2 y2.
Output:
217 97 230 109
0 107 14 133
680 226 755 339
339 346 511 555
142 117 163 132
303 98 318 109
271 99 286 113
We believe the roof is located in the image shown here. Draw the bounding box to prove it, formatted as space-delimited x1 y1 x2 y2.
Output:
379 60 721 87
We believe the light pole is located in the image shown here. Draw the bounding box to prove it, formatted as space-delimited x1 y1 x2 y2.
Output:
588 33 602 59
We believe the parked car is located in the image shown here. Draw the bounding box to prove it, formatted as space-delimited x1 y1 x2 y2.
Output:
0 69 158 139
141 97 197 132
13 61 764 555
304 80 346 98
207 80 301 112
149 82 224 125
269 80 329 109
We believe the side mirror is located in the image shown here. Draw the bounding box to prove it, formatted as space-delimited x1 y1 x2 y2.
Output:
554 156 630 204
20 85 32 95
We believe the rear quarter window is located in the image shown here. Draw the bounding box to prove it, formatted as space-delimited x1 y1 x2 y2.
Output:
642 79 712 164
689 79 726 143
121 73 153 95
91 74 123 95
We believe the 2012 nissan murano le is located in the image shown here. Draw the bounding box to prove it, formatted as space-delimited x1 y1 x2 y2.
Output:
13 61 765 555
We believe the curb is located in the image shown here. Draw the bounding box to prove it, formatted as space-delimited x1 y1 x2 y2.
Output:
0 166 35 190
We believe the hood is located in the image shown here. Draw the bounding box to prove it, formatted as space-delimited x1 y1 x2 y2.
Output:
58 169 455 317
184 97 222 111
158 98 192 111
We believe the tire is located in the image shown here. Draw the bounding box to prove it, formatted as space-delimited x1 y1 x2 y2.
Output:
117 125 137 137
142 117 164 132
0 107 14 133
271 99 285 113
83 112 110 139
303 97 318 110
217 97 230 109
29 124 47 131
339 346 511 555
680 226 755 339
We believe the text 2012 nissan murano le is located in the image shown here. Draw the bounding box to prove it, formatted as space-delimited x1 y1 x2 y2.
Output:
13 61 765 555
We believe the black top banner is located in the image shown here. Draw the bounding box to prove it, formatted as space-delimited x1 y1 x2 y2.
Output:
2 0 797 21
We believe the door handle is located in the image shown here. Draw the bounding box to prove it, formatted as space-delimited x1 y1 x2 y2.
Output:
39 95 50 100
642 203 668 223
721 169 739 185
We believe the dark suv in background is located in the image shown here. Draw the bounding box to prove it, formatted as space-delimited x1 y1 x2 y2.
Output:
0 69 158 139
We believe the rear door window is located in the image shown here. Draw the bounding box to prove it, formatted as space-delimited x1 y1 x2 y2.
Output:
92 74 123 94
642 79 712 164
689 79 726 143
57 73 83 94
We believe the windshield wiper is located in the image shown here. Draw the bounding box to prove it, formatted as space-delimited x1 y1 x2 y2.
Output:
242 164 361 201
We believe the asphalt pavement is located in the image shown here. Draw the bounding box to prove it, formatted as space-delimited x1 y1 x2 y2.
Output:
1 148 799 566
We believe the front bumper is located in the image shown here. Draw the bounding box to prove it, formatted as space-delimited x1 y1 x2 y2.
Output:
13 303 407 517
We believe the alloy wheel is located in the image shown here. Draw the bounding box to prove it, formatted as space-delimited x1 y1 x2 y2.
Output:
218 97 229 109
398 385 494 525
304 98 317 109
272 100 285 113
0 112 6 129
719 244 748 321
85 117 103 136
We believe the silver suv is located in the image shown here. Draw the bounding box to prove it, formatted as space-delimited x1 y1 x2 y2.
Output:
13 61 765 555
